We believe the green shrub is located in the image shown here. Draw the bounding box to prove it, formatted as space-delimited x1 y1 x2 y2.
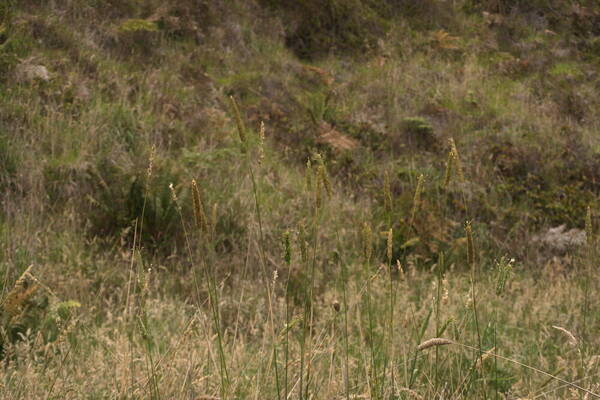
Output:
0 28 33 79
401 117 438 150
119 19 159 33
263 0 390 59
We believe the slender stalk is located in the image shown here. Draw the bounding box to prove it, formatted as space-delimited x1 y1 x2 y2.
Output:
365 256 379 398
386 228 395 395
434 252 444 392
230 96 280 398
304 196 321 398
248 165 281 398
283 231 292 400
342 260 351 400
172 182 230 397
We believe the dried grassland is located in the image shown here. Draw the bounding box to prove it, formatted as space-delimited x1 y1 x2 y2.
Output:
1 1 600 398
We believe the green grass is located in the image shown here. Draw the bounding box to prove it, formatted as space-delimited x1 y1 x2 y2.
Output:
0 0 600 398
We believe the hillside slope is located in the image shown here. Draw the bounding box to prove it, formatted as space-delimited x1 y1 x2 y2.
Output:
1 1 600 398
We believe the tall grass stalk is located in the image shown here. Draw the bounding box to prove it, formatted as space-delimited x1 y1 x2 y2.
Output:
303 155 328 399
494 256 513 400
409 174 424 229
170 180 230 398
466 221 486 398
332 222 351 400
124 146 154 396
341 256 351 400
361 222 380 398
582 205 593 343
385 228 396 394
282 231 292 400
229 97 280 398
191 181 230 394
434 252 445 392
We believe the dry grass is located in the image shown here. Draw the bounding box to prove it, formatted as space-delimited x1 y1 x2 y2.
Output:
1 0 600 399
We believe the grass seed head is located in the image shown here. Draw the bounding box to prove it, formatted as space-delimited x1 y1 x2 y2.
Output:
449 138 464 182
443 150 455 189
319 165 332 198
552 325 578 346
305 158 313 192
228 95 247 153
314 153 331 198
476 347 496 370
586 205 593 247
146 144 156 186
417 337 453 351
495 256 513 296
441 277 449 304
169 183 181 211
396 259 404 278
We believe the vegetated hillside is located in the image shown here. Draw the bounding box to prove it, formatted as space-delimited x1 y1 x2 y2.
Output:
0 1 599 398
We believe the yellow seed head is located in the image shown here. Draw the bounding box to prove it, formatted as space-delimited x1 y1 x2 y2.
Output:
146 144 156 184
417 338 453 351
585 205 593 247
169 183 181 211
476 347 496 370
314 153 331 198
441 277 449 304
552 325 578 346
228 96 247 152
305 158 313 191
449 138 464 182
443 150 454 189
396 259 404 278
